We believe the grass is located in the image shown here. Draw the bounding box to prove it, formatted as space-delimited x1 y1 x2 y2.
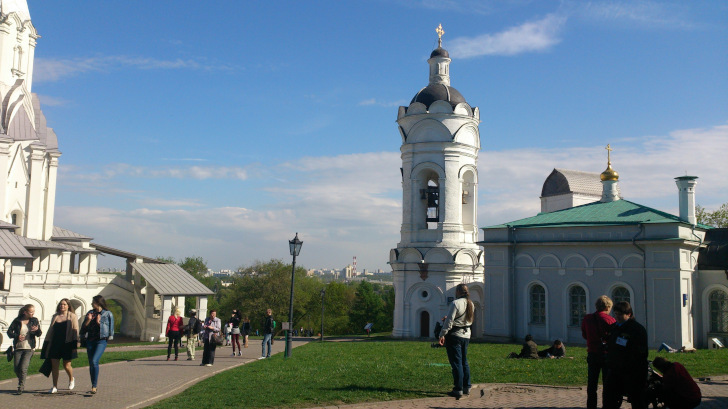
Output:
148 340 728 409
0 348 168 381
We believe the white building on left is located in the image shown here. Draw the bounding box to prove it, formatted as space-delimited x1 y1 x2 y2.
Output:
0 1 212 350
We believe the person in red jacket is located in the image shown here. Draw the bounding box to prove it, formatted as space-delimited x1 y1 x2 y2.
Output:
652 357 701 409
581 295 617 409
166 308 184 361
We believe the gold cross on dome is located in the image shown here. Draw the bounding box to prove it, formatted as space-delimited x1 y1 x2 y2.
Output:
605 144 613 163
436 24 445 46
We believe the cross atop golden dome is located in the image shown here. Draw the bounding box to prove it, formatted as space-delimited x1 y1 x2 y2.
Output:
600 144 619 181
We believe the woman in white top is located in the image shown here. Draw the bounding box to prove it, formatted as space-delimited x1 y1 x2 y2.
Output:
7 304 42 395
438 283 474 399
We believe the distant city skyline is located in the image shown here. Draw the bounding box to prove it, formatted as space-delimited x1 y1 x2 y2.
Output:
25 1 728 270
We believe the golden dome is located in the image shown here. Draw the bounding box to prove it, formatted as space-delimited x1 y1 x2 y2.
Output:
600 163 619 181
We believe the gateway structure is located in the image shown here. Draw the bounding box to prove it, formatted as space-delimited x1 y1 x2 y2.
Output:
0 1 212 350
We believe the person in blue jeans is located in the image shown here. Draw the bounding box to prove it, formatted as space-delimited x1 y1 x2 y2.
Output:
260 308 273 359
438 284 474 400
81 295 114 394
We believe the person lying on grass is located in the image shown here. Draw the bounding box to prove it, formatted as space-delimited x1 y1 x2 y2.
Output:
537 339 574 359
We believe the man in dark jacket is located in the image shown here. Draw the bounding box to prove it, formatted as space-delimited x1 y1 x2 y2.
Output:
582 295 617 409
185 310 201 360
507 334 539 359
260 308 273 359
603 301 648 409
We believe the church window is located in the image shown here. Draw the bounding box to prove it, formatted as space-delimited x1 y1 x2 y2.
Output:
709 290 728 333
529 285 545 324
569 286 587 326
612 286 630 305
420 179 439 229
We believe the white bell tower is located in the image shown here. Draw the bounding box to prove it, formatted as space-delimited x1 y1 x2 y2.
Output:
390 25 484 338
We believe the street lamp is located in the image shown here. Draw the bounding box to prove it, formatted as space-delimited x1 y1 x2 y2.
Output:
285 232 303 358
320 287 325 342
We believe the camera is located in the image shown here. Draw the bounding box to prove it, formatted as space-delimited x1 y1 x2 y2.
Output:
430 342 443 348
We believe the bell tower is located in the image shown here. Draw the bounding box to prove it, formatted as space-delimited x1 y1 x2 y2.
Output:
390 25 484 338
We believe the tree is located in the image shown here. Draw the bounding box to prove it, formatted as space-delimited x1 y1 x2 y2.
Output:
697 203 728 228
349 281 384 333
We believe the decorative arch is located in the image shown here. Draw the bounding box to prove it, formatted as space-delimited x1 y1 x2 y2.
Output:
515 254 535 267
453 248 478 265
620 254 643 269
537 253 561 268
458 164 478 182
453 123 480 148
405 102 427 115
399 248 423 263
406 118 452 143
429 100 453 114
423 247 453 264
411 161 445 181
405 281 446 306
453 102 473 116
591 253 618 268
27 294 45 320
564 254 588 268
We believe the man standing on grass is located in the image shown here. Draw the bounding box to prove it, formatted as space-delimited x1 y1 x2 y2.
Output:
581 295 616 409
260 309 273 359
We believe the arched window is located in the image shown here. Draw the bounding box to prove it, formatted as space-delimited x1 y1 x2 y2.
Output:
423 179 439 229
709 290 728 333
569 286 587 326
612 286 630 305
529 285 546 324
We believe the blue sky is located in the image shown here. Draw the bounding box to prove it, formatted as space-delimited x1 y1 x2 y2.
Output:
26 1 728 271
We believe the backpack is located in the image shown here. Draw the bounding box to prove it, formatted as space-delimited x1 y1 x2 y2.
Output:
191 318 202 335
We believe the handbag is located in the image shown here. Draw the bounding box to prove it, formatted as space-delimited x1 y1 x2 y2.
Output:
213 332 224 346
5 345 13 362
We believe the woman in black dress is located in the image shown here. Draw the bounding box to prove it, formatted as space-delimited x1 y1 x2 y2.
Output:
42 298 79 394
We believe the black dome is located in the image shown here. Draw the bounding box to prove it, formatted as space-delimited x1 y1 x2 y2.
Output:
430 47 449 58
410 83 466 108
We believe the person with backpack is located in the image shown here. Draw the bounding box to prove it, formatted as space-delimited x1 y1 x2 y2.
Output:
185 310 202 361
260 308 274 359
581 295 616 409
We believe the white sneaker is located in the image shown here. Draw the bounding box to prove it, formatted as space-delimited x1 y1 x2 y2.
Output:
69 377 75 390
238 351 242 356
50 386 57 394
232 352 236 356
205 364 212 367
258 356 265 360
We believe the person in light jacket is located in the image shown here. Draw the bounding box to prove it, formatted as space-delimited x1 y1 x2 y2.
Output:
438 283 474 400
201 309 221 366
81 295 114 394
7 304 42 394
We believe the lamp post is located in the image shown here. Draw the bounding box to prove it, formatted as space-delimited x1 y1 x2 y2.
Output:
320 288 325 342
285 232 302 358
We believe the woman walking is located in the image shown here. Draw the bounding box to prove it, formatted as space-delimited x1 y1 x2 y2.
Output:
7 304 42 394
242 316 251 348
81 295 114 394
165 308 183 361
438 283 474 400
42 298 79 394
201 309 221 367
229 310 242 356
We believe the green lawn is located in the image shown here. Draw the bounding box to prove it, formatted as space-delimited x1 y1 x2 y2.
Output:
148 340 728 409
0 348 168 381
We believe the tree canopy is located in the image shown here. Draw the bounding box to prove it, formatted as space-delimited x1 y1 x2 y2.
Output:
697 203 728 228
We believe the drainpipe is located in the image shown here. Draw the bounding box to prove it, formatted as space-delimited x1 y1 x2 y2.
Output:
509 226 517 341
631 223 648 333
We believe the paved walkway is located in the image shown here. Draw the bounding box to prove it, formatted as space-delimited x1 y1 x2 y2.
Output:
310 377 728 409
0 338 308 408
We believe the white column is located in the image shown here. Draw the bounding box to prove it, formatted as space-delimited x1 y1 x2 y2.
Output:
79 253 90 275
88 253 97 274
25 145 45 239
60 251 71 273
42 153 60 240
160 295 173 340
0 137 11 220
196 297 208 322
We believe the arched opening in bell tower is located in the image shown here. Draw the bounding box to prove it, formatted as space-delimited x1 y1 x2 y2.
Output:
461 169 476 232
416 173 440 230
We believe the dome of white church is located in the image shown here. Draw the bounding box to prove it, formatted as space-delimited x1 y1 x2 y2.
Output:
430 47 449 58
410 83 467 109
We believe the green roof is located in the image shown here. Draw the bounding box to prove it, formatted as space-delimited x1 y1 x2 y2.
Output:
484 199 712 230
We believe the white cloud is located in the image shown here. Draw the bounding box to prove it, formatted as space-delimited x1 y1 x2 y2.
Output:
358 98 408 107
36 94 71 107
570 0 695 29
34 55 233 83
449 14 566 58
65 164 249 182
56 124 728 271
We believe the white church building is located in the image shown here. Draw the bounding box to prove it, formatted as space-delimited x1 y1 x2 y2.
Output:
0 1 212 350
391 28 728 349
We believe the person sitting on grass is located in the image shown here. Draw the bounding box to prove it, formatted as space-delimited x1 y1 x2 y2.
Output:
538 339 569 359
651 357 701 409
508 334 538 359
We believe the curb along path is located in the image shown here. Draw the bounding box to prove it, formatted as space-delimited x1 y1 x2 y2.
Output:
0 338 309 408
